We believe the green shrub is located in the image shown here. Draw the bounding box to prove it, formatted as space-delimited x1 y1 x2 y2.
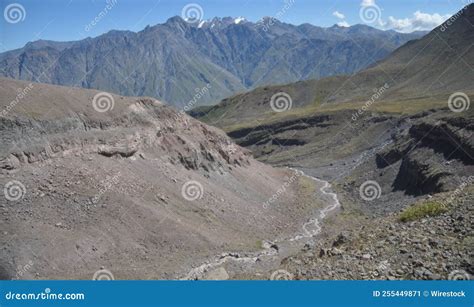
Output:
399 201 447 222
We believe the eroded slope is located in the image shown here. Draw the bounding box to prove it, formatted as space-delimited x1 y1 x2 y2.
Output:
0 78 319 279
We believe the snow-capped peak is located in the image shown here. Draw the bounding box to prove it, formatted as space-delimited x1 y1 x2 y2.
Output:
191 17 248 29
198 20 207 28
234 17 246 24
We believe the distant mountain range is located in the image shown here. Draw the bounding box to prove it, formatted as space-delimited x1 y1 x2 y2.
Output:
0 16 425 108
191 5 474 231
0 5 472 282
192 5 474 129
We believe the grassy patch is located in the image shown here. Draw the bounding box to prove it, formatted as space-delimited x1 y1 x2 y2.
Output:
219 97 449 133
398 201 448 222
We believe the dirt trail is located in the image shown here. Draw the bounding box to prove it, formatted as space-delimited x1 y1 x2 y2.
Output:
181 169 341 280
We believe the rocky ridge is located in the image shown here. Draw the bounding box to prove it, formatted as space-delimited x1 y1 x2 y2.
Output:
0 16 425 107
282 189 473 280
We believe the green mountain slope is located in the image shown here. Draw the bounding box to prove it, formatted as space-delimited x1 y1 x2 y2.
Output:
193 5 473 130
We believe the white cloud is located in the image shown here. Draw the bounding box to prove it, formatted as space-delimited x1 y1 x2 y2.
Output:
333 10 349 27
358 0 451 32
385 11 451 32
333 11 345 19
337 21 350 27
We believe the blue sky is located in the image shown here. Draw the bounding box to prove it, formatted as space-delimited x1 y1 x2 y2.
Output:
0 0 469 52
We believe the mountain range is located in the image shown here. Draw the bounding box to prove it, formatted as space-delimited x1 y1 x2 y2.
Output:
0 4 472 281
192 4 473 217
0 17 425 108
191 5 473 280
193 5 474 130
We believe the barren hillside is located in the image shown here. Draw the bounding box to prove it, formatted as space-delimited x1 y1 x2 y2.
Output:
0 78 320 279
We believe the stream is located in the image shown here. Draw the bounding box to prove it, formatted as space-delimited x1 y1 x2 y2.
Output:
181 168 341 280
